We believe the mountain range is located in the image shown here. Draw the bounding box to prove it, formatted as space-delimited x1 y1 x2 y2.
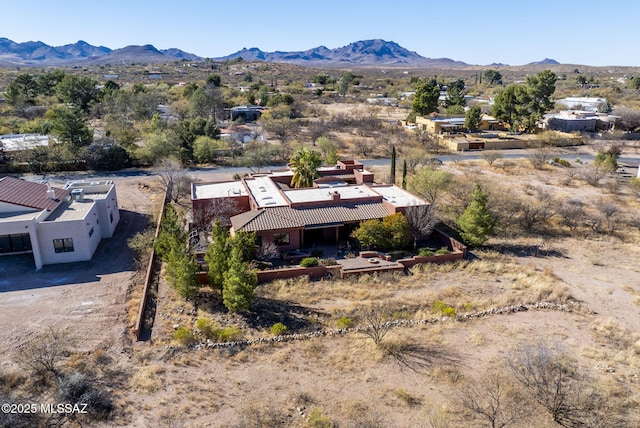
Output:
0 37 557 67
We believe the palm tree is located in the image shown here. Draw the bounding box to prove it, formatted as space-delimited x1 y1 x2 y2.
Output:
289 148 321 188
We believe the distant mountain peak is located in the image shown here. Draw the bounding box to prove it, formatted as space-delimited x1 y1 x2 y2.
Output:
216 39 467 67
528 58 560 65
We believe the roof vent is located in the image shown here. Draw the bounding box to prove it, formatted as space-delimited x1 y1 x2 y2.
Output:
71 188 85 201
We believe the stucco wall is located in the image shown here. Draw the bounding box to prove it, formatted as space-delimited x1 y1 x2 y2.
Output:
36 203 102 265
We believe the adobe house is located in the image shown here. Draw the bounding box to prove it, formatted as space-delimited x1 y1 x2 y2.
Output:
0 177 119 269
191 160 428 253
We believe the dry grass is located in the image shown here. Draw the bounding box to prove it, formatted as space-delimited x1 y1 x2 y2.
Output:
130 364 165 393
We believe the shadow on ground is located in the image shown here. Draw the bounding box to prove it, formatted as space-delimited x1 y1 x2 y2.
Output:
0 209 150 292
492 243 567 259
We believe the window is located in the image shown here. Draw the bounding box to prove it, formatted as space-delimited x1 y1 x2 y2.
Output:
273 233 290 246
110 212 113 223
53 238 74 253
89 227 94 237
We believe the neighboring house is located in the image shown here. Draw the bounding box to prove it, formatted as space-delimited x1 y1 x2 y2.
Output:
540 111 618 132
192 160 428 252
227 105 267 122
555 97 607 113
415 114 503 134
0 177 119 269
0 134 58 152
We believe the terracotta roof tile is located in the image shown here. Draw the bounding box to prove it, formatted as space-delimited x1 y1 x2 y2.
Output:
231 203 393 233
0 176 68 211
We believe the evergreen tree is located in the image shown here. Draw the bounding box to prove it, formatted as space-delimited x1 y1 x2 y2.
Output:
390 146 396 184
458 184 496 247
205 220 230 290
166 246 199 299
402 160 407 190
222 246 258 312
465 106 482 131
412 79 440 116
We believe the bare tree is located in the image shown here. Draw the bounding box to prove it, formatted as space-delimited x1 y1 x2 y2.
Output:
360 304 392 345
455 371 527 428
506 341 585 427
405 204 438 251
482 150 503 167
256 240 279 261
193 198 240 231
595 199 619 234
155 157 190 203
557 198 585 232
18 327 74 378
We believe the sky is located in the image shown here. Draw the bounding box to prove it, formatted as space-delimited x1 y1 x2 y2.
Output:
3 0 639 67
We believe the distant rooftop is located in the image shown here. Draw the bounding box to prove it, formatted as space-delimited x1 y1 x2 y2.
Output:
0 134 58 151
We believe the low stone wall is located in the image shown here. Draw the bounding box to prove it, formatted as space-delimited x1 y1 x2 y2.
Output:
163 302 572 351
339 263 405 278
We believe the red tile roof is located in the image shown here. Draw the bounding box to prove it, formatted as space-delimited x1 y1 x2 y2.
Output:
231 203 393 233
0 176 68 211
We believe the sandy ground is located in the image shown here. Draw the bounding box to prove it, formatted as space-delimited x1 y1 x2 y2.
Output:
0 176 160 369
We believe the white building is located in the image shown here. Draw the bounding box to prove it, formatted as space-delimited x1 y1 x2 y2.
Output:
555 97 607 113
0 177 119 269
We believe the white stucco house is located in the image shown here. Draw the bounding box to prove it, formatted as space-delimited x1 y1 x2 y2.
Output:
0 177 119 269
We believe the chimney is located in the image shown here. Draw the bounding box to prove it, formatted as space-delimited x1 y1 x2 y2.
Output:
330 190 341 201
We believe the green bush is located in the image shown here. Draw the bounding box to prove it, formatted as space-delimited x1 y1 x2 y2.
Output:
300 257 319 267
552 157 571 167
336 317 352 329
435 248 450 255
217 326 242 342
308 407 334 428
432 300 457 317
195 318 216 339
174 327 197 345
418 248 435 257
270 322 288 336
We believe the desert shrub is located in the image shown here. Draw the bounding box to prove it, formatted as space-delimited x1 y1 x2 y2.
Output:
395 388 422 406
174 327 197 345
432 300 457 317
270 322 288 336
300 257 319 267
58 372 90 402
308 407 334 428
336 317 352 329
321 257 337 266
552 157 571 167
195 318 216 339
217 326 242 342
435 248 450 255
418 248 435 257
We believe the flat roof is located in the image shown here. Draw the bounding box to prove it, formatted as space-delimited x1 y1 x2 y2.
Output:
283 184 379 204
373 185 428 208
64 181 113 197
244 176 289 208
192 181 248 199
45 199 94 221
